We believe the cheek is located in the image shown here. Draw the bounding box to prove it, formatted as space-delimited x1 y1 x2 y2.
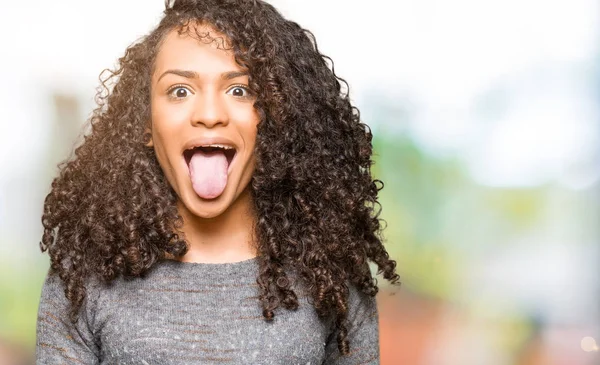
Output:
152 99 187 129
150 100 188 148
150 104 179 169
245 122 259 146
234 109 260 145
149 130 171 179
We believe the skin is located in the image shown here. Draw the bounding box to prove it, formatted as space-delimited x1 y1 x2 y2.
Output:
147 25 260 263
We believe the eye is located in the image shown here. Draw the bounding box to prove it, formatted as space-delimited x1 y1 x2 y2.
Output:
227 85 252 98
167 85 192 99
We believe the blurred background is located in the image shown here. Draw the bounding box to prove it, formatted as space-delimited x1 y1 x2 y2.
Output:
0 0 598 364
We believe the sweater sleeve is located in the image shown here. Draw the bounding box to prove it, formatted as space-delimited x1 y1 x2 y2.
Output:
36 272 101 364
323 285 380 364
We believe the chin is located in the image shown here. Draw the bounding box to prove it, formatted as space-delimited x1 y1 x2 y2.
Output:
180 192 230 219
177 183 242 219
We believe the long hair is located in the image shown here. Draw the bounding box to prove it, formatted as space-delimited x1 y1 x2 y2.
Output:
40 0 400 355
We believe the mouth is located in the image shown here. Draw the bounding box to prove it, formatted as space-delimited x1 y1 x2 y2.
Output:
183 145 237 173
181 140 239 200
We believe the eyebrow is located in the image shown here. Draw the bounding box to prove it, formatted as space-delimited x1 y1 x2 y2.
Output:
157 69 249 82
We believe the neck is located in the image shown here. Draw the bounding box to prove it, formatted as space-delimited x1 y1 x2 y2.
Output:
176 187 258 263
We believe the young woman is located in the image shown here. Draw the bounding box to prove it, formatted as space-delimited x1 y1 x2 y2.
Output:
36 0 400 363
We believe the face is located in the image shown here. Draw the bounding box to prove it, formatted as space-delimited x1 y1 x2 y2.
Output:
148 25 260 219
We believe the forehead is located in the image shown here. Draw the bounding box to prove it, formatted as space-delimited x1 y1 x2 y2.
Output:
153 24 240 80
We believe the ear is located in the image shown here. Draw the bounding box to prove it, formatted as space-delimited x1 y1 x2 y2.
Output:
144 127 153 147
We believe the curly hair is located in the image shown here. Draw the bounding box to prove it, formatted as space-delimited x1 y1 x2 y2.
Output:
40 0 400 356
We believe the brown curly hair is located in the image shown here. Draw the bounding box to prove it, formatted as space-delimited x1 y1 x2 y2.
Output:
40 0 400 356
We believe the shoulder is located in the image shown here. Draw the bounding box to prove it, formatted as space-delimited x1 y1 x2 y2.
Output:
322 283 380 363
346 283 379 332
39 271 103 322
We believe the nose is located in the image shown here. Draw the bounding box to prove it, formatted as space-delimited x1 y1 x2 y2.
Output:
190 90 228 128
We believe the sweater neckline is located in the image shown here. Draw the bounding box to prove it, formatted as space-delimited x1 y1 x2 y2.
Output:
158 255 260 274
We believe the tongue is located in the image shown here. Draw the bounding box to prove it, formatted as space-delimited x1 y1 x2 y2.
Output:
188 149 228 199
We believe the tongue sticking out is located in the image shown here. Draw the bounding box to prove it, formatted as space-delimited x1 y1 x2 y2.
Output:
188 149 228 199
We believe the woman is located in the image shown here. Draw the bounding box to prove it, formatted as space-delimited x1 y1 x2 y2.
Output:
36 0 400 363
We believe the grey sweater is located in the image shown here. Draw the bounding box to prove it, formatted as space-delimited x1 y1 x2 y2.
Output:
36 256 380 364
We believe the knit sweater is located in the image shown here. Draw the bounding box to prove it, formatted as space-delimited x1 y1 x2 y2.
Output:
36 256 380 364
